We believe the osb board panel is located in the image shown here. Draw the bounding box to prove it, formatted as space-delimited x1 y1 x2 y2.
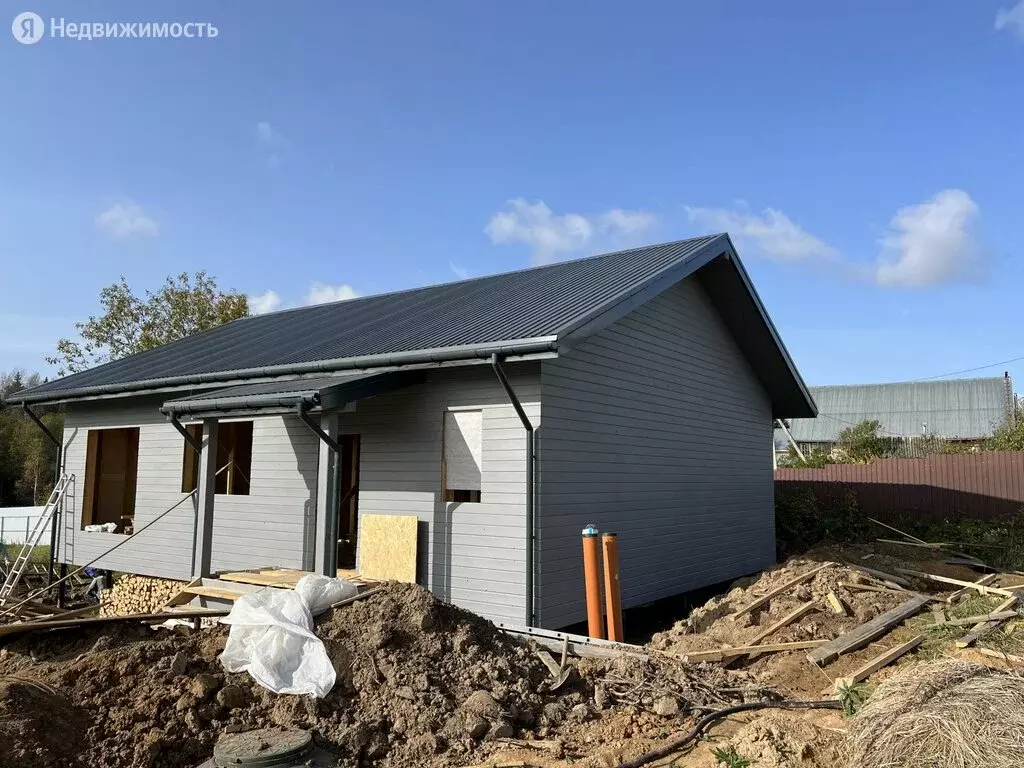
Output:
359 514 418 583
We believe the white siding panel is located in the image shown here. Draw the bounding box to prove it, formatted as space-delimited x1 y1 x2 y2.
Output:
60 398 318 579
341 364 539 626
537 278 775 628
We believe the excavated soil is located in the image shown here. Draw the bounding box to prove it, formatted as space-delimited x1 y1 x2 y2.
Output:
0 582 761 768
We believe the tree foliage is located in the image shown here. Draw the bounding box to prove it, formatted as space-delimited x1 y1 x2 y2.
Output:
0 371 62 507
834 419 898 464
47 272 249 375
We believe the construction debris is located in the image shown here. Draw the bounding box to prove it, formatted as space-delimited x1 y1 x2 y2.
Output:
0 582 759 768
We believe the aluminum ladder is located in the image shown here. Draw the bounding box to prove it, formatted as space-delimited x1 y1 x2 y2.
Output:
0 473 72 606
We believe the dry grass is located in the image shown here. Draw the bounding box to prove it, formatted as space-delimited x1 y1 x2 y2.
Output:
848 660 1024 768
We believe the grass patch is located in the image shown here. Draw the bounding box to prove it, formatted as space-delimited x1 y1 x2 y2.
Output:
0 543 50 564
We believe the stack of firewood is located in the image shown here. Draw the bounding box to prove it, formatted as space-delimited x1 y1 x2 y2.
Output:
100 575 187 616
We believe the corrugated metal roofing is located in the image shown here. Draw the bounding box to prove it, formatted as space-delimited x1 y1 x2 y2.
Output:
785 377 1012 442
8 234 815 417
14 237 718 398
166 374 369 403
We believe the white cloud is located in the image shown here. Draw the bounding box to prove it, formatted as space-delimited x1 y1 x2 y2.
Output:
485 198 658 265
255 121 290 168
684 205 838 261
246 283 359 315
449 262 470 280
305 282 360 305
95 201 159 238
247 290 282 315
875 189 982 288
996 1 1024 38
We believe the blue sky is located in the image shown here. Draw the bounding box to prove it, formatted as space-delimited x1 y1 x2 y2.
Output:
2 1 1024 388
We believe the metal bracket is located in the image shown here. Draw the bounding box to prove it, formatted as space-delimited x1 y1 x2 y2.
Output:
22 405 61 448
168 414 202 452
296 404 341 453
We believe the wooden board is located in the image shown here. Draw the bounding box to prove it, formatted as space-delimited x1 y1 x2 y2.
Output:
747 601 816 646
358 514 418 583
946 573 998 603
184 586 245 602
897 569 1014 597
0 608 228 637
731 564 832 619
835 634 924 688
808 595 930 666
682 639 828 663
956 592 1022 648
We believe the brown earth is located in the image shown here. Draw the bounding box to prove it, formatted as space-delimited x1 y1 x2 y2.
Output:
0 582 762 768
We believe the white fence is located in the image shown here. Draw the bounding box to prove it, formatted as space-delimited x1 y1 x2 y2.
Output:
0 506 52 547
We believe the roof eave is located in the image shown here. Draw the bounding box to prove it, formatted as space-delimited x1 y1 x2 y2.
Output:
3 337 558 407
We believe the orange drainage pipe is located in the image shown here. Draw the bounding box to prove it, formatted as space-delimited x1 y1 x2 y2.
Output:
602 532 624 642
582 525 605 639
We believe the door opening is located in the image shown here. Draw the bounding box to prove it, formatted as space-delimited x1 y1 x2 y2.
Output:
336 434 360 570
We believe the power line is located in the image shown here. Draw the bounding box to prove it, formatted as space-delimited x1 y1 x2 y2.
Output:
910 355 1024 383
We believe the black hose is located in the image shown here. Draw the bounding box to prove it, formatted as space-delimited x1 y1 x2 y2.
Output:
613 699 843 768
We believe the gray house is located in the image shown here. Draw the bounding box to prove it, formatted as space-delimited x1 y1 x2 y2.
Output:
7 234 814 629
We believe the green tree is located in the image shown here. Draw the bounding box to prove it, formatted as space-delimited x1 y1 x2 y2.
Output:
0 370 62 506
836 419 897 463
47 272 249 375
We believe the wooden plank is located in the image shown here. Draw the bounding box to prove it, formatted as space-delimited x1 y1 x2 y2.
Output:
0 608 229 637
731 564 833 619
897 569 1014 597
682 639 828 663
840 582 910 597
26 602 106 624
970 647 1024 665
184 586 244 602
956 592 1022 648
809 595 930 666
847 565 911 588
933 611 1019 628
835 634 925 688
826 590 848 615
217 571 300 588
746 601 816 646
868 517 930 545
165 577 202 608
358 514 418 583
498 623 647 660
946 573 999 604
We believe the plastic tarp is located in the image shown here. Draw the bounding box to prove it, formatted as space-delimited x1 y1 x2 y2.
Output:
219 574 358 697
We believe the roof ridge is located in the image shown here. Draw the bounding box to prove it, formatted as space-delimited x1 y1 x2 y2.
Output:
243 234 724 320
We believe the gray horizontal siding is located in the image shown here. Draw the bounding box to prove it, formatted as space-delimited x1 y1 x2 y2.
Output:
538 278 774 628
341 364 538 626
60 398 317 578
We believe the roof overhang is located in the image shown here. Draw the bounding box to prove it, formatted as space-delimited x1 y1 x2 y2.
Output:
5 338 557 407
160 370 425 420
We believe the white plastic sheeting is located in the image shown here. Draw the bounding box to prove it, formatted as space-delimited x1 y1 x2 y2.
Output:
219 574 358 697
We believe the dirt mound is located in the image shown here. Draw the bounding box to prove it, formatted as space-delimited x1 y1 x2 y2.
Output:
680 709 848 768
0 676 89 767
0 582 763 768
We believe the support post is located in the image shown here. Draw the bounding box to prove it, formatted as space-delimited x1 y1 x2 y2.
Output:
775 419 806 462
192 418 218 577
58 563 67 608
22 405 62 591
582 525 605 639
314 412 340 576
602 532 623 642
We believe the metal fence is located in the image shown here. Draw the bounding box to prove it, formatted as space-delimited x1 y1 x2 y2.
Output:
775 451 1024 522
0 507 51 546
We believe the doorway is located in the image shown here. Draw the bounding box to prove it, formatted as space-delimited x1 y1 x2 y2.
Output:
336 434 360 569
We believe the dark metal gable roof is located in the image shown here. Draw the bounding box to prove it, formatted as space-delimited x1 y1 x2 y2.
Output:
8 234 815 417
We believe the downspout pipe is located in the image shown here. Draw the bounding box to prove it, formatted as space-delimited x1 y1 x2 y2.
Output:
22 405 63 589
490 354 537 627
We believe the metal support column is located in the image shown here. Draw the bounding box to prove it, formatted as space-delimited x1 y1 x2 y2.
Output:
312 411 341 576
192 418 219 577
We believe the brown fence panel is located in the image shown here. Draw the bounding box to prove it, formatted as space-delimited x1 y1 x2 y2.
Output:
775 452 1024 523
